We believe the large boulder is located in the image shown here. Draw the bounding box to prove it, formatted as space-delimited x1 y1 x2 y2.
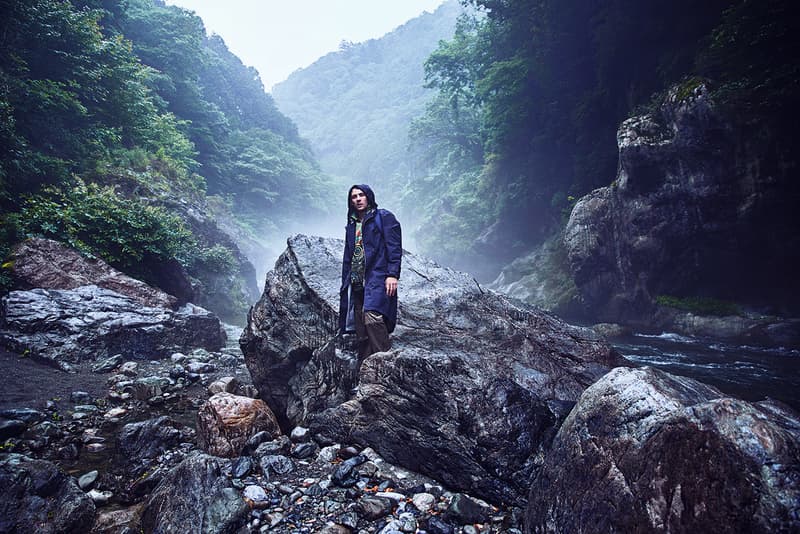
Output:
0 285 224 369
140 452 249 533
525 367 800 533
7 237 180 308
241 235 622 504
196 392 282 457
0 453 96 533
564 82 800 322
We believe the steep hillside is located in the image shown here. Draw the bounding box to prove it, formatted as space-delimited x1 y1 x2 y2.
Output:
0 0 333 321
272 1 462 191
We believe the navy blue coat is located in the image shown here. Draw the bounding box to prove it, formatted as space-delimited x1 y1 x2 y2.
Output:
339 185 402 334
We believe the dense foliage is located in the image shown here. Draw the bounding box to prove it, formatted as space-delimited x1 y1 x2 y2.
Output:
0 0 333 317
407 0 797 275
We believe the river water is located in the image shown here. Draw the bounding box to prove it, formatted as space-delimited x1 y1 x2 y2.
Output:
611 332 800 411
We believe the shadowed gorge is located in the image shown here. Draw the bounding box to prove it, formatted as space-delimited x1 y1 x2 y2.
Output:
1 0 798 532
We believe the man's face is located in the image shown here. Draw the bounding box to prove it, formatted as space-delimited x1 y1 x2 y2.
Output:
350 188 368 213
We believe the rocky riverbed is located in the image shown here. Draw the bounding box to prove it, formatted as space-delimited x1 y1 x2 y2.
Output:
0 323 523 533
2 235 799 533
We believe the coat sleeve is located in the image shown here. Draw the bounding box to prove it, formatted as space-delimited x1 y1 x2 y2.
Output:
382 210 402 279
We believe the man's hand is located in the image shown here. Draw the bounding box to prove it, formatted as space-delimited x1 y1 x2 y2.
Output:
385 276 398 297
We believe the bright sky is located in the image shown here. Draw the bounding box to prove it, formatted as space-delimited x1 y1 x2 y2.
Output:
165 0 447 91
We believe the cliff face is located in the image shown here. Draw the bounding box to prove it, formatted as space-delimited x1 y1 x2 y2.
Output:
563 83 800 322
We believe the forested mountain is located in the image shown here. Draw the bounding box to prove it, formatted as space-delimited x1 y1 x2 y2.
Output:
275 0 797 286
272 1 463 207
0 0 333 320
415 0 799 318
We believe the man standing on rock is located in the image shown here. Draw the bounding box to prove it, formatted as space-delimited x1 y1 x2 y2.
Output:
339 184 402 359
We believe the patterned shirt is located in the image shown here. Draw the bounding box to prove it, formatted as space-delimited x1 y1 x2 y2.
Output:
350 216 366 289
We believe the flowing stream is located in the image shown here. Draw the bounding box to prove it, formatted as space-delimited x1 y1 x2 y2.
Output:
611 332 800 411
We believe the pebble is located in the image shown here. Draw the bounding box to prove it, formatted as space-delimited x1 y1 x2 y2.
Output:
290 426 310 442
318 445 340 463
375 491 406 502
87 489 113 505
261 454 294 476
412 492 436 512
78 470 99 490
208 376 238 394
231 456 254 479
86 442 107 453
243 485 270 508
70 391 92 403
357 495 394 520
292 442 317 459
119 361 139 376
104 407 128 419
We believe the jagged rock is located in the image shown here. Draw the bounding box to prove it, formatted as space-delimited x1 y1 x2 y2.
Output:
0 285 225 368
7 237 181 308
489 232 582 318
241 235 622 504
0 453 95 533
563 83 800 325
118 416 184 463
525 367 800 533
140 452 248 533
196 392 281 457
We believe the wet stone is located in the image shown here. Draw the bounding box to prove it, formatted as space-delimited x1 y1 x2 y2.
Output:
338 511 359 530
425 516 455 534
338 446 360 459
412 492 435 512
186 361 216 374
243 485 270 508
0 408 46 424
70 391 92 403
231 456 254 479
92 354 123 373
260 454 294 476
332 454 368 487
318 522 351 534
169 365 187 379
290 426 310 442
445 493 490 525
88 489 113 505
0 419 27 440
31 421 61 438
78 470 99 490
292 442 318 459
119 361 138 376
86 443 107 453
318 445 339 463
253 435 292 457
357 495 394 520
